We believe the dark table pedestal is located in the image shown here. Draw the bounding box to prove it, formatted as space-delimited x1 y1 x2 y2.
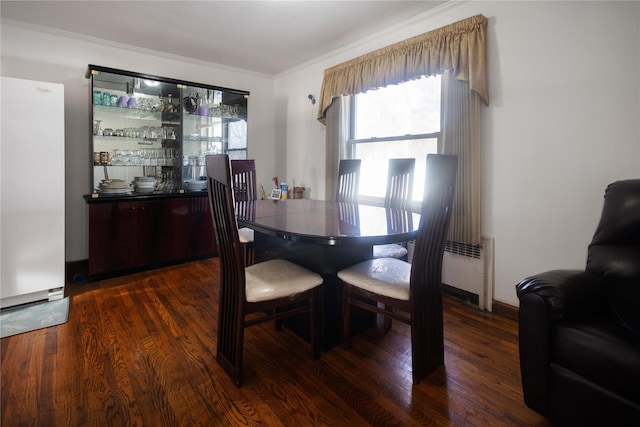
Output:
254 233 376 351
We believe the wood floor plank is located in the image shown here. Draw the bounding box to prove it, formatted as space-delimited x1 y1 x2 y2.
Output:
1 258 551 426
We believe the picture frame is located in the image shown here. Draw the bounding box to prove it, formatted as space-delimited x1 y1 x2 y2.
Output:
269 188 282 199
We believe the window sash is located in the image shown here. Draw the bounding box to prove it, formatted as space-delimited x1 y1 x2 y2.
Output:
350 132 440 144
348 133 441 209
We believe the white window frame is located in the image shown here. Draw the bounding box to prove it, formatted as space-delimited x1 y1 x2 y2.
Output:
346 83 442 210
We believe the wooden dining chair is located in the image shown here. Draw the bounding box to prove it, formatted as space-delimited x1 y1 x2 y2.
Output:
373 158 415 259
231 159 257 202
337 154 457 384
336 159 361 203
206 154 323 386
231 159 257 265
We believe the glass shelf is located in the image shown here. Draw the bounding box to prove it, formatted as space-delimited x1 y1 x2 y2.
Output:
94 136 176 143
183 135 223 143
93 104 161 120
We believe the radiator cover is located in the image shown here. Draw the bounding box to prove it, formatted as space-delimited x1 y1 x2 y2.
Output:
408 235 494 310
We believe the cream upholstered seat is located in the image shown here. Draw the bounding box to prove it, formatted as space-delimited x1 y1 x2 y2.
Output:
338 154 457 385
245 258 323 303
372 242 409 259
206 154 323 387
337 257 410 301
237 227 254 244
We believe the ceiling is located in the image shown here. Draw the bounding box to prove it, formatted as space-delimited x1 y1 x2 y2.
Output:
1 1 446 75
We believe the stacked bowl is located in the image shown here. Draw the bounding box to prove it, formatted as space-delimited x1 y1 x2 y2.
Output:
185 179 207 192
98 179 131 195
133 176 156 193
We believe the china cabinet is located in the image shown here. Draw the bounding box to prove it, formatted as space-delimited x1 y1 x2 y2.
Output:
84 65 249 278
87 65 248 194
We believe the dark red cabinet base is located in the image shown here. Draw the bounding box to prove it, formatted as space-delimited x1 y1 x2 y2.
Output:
86 193 216 279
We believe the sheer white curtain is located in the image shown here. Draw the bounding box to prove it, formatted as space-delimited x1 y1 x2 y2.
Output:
441 71 481 246
324 96 351 201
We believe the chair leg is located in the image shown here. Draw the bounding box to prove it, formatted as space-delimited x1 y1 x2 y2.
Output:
341 283 351 349
384 304 393 330
410 298 445 384
242 242 254 267
216 304 245 386
246 242 254 266
274 307 283 331
310 288 320 360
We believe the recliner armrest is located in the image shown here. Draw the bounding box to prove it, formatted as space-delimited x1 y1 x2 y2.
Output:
516 269 608 416
517 269 607 321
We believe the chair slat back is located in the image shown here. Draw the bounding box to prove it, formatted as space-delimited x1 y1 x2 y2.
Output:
385 207 413 235
385 158 415 209
206 154 246 370
231 159 257 202
410 154 457 303
337 202 361 236
336 159 361 203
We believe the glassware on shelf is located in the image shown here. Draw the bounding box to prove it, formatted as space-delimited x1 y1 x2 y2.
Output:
161 94 177 114
157 171 178 192
93 120 102 135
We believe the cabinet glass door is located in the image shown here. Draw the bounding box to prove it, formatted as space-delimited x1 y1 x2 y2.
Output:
90 70 182 194
181 85 248 191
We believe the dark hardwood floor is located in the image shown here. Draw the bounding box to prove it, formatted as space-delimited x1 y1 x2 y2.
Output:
1 258 551 426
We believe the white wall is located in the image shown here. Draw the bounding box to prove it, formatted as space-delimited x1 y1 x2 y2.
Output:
275 1 640 306
1 21 277 263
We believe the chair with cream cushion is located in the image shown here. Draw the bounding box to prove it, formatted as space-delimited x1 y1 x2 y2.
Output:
338 154 457 384
372 158 415 259
231 159 257 265
206 154 323 386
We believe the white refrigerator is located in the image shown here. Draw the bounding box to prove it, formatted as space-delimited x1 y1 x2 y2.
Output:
1 76 65 308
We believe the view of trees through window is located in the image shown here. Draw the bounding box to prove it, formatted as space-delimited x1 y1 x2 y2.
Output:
351 75 441 203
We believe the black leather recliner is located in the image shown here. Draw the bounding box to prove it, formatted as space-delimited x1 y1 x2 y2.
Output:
516 179 640 426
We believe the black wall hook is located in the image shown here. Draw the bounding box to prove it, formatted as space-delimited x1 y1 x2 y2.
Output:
308 94 316 105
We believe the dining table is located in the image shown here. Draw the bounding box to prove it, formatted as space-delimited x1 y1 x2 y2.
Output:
236 198 420 350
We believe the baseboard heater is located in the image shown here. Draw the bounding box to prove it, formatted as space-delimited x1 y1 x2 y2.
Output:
408 235 494 311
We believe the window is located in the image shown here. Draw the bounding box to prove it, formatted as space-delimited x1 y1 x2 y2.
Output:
349 75 441 205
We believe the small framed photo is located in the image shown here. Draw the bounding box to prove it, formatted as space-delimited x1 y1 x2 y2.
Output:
270 188 282 199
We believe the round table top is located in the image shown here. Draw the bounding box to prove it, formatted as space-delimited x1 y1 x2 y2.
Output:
236 198 419 246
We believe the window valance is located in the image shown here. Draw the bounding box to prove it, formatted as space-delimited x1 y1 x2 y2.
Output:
317 14 488 124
